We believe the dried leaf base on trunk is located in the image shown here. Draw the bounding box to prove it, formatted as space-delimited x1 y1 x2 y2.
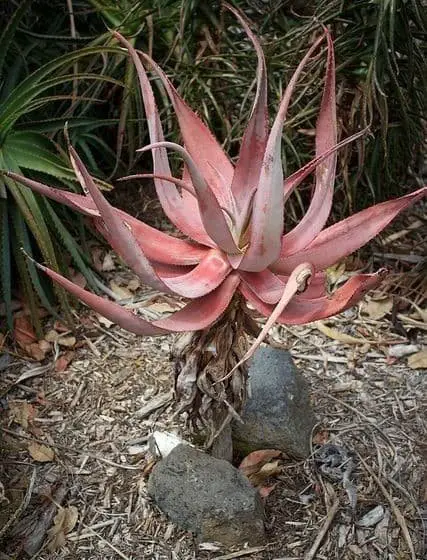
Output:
172 296 259 458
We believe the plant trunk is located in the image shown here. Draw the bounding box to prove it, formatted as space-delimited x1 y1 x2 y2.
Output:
172 295 259 460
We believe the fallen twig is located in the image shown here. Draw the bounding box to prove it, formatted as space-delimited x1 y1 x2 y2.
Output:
356 451 416 560
0 466 36 541
213 546 266 560
304 488 340 560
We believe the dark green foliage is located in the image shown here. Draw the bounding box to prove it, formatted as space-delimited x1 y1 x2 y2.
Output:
0 2 121 332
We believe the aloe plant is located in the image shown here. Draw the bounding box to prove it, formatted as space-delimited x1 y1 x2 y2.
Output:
6 5 426 448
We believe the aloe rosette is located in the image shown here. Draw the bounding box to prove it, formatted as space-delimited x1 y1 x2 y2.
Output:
7 5 426 443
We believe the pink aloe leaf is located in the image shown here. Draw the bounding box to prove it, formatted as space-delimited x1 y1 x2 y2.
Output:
240 268 327 304
226 3 268 210
273 186 427 274
38 262 170 336
119 173 197 197
69 146 230 298
37 262 240 334
96 213 229 299
283 129 367 203
120 172 236 232
68 144 172 293
281 30 337 252
134 48 235 210
95 213 207 266
227 263 314 377
239 34 325 272
156 272 240 331
112 32 211 246
159 249 231 298
279 271 327 300
153 263 195 278
6 172 99 216
239 270 284 304
7 171 209 266
139 142 240 254
240 269 387 324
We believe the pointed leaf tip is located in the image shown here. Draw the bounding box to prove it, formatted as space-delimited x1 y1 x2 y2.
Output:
138 142 240 255
274 186 427 273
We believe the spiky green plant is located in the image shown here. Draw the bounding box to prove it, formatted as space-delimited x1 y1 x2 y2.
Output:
0 2 122 334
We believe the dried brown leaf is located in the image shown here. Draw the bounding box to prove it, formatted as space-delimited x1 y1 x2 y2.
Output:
407 350 427 369
25 342 50 361
57 335 76 348
147 301 178 314
9 401 35 429
239 449 281 478
47 506 78 552
55 351 75 372
361 297 393 320
28 442 55 462
14 315 37 346
110 281 133 300
316 321 366 344
45 329 59 343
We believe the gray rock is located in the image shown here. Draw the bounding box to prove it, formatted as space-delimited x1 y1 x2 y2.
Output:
232 346 316 458
148 444 264 547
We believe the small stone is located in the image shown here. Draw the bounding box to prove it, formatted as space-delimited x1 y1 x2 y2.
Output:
148 431 190 459
357 505 385 527
148 445 264 547
232 347 316 458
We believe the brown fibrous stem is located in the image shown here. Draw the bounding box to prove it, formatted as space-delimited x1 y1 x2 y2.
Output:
172 294 259 451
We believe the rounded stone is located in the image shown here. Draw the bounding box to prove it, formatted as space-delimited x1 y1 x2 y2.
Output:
147 444 265 547
232 346 317 458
